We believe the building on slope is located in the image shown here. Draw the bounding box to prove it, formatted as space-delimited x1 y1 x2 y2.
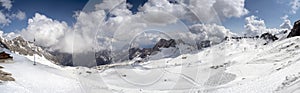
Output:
0 51 13 63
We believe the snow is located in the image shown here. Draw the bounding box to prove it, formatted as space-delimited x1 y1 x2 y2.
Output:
1 37 300 93
25 54 61 69
0 53 84 93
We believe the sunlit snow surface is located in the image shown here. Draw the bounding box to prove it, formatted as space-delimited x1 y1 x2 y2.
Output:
2 37 300 93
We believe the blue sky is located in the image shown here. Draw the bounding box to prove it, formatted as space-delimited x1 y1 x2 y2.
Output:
2 0 88 32
0 0 299 33
224 0 299 33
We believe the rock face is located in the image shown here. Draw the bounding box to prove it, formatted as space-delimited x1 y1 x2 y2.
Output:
0 36 112 66
196 40 211 49
49 50 112 66
0 36 58 64
48 51 73 66
95 50 112 65
260 33 278 41
129 39 177 60
0 67 15 81
287 20 300 38
153 39 176 51
129 48 153 60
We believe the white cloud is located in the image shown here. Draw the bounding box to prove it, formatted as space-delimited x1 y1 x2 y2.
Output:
95 0 124 10
71 10 107 53
140 0 187 17
213 0 249 18
189 23 235 43
12 11 26 20
244 15 266 36
71 0 188 53
0 0 12 10
0 0 26 26
138 0 248 24
280 15 292 29
0 11 10 26
0 10 26 26
0 30 19 40
290 0 300 14
244 15 286 36
20 13 69 49
17 0 249 54
3 32 19 40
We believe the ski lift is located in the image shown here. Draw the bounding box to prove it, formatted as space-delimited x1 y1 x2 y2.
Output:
33 38 36 65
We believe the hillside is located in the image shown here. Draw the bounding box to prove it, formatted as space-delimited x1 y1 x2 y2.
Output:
1 35 300 92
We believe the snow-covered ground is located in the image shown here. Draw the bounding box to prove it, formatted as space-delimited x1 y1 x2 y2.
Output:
0 53 84 93
1 37 300 93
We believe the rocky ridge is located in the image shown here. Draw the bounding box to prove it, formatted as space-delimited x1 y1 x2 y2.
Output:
0 66 14 82
287 20 300 38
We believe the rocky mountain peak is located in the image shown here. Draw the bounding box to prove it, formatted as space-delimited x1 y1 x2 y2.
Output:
287 20 300 38
0 36 58 64
153 39 176 51
129 39 177 60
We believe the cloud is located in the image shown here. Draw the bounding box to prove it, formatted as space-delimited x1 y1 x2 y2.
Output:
20 13 69 49
188 0 248 23
280 15 292 29
290 0 300 14
213 0 249 18
18 0 248 54
0 0 12 10
70 10 107 53
244 15 266 36
140 0 187 17
95 0 124 10
244 15 287 36
0 0 26 26
0 30 20 40
0 10 27 26
12 11 26 20
0 12 10 26
189 23 235 43
139 0 248 24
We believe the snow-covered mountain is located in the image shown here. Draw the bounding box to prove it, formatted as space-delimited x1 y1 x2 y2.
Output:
0 21 300 92
0 36 58 64
0 35 112 67
86 34 300 93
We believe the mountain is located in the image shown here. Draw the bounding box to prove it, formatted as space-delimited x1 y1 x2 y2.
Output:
2 33 300 92
0 36 58 64
129 39 177 60
287 20 300 38
0 36 112 67
0 20 300 92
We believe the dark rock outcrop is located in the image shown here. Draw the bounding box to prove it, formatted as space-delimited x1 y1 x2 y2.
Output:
260 33 278 41
0 36 58 64
196 40 211 49
0 67 14 81
0 36 112 67
129 39 177 60
129 48 153 60
95 50 112 65
287 20 300 38
48 51 73 66
49 50 112 66
153 39 176 51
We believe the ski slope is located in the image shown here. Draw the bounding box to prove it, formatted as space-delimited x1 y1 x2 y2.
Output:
1 37 300 93
0 52 84 93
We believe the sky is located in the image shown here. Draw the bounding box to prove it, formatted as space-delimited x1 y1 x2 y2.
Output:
224 0 299 33
0 0 299 54
1 0 89 32
0 0 299 33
